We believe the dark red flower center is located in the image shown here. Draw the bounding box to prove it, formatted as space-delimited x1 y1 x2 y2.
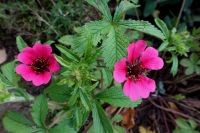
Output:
126 61 146 80
30 57 49 73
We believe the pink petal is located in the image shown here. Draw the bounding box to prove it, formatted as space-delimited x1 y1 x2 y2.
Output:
143 47 158 56
33 43 52 58
16 64 35 81
113 58 127 83
123 76 155 101
127 40 146 63
140 47 164 70
32 71 51 86
17 47 35 64
48 55 60 73
140 76 156 93
123 79 141 101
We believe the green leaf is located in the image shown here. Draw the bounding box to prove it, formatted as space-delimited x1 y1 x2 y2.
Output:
92 101 114 133
102 68 113 88
190 53 199 62
73 21 109 55
16 36 27 52
1 61 17 83
73 107 89 130
85 21 111 37
88 125 95 133
113 126 126 133
45 83 71 102
3 111 34 133
112 115 123 123
143 0 157 17
55 55 70 68
86 0 112 21
170 55 178 76
67 21 109 56
15 88 33 101
155 18 170 38
79 89 91 111
173 94 186 101
119 20 165 40
173 129 198 133
176 118 191 130
185 67 194 75
180 59 190 67
158 41 169 52
45 40 55 45
188 119 197 129
75 107 83 129
102 26 129 67
195 66 200 74
96 87 142 107
56 45 79 62
34 129 47 133
197 60 200 65
67 29 93 56
58 35 74 46
68 88 79 106
0 72 14 87
130 0 138 4
49 119 76 133
31 95 48 127
113 1 139 21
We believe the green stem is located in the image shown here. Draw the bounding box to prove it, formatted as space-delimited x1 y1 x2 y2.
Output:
175 0 186 28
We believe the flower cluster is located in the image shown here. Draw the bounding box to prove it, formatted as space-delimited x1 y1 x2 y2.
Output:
16 40 163 102
16 43 60 86
113 40 164 101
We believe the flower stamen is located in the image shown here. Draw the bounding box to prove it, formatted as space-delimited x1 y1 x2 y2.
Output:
126 62 146 80
30 57 49 73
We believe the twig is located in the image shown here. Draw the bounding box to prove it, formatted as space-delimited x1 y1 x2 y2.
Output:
163 111 170 133
175 0 186 27
84 121 92 133
164 74 198 84
96 65 107 68
179 86 200 94
36 0 43 9
96 58 104 62
115 107 123 115
26 5 59 35
155 118 161 133
176 74 198 83
171 99 200 114
149 99 200 124
159 99 170 133
48 111 65 128
50 0 63 15
100 70 103 90
161 98 177 125
135 9 140 20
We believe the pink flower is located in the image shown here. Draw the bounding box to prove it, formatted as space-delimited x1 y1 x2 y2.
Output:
16 43 60 86
113 40 164 101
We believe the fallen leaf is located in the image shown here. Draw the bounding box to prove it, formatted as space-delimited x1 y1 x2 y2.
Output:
120 108 135 129
0 48 7 65
168 102 179 112
139 126 154 133
106 106 118 117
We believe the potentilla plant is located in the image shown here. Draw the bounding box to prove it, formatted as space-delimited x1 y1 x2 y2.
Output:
1 0 167 133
